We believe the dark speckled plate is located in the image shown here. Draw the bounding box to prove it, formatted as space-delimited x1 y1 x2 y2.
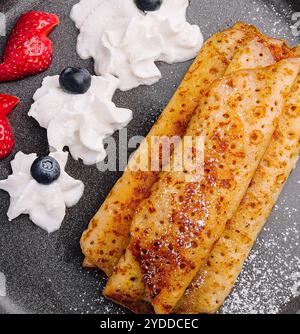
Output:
0 0 299 314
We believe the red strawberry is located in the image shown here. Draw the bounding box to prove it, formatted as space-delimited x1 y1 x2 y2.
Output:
0 94 20 159
0 94 20 118
0 11 59 82
0 118 14 159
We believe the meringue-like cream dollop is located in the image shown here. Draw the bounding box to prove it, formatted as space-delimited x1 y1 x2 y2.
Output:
29 75 132 165
0 151 84 233
70 0 203 90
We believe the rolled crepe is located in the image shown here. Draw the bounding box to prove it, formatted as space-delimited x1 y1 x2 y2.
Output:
102 38 282 314
104 58 300 314
80 23 290 276
175 48 300 314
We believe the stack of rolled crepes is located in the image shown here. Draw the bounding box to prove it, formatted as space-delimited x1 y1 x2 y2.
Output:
80 23 300 314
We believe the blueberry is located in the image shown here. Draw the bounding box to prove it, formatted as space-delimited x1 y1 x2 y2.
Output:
59 67 92 94
134 0 162 12
31 156 61 185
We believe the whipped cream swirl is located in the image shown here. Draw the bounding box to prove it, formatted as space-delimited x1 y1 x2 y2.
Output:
0 151 84 233
70 0 203 90
29 75 132 165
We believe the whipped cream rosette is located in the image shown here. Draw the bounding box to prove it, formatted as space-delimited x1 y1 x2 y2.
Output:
29 74 132 165
0 151 84 233
70 0 203 90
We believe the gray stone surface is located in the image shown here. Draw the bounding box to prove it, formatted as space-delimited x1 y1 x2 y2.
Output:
0 0 299 314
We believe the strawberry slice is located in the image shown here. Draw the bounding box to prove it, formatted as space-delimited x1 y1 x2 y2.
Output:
0 11 59 82
0 94 20 118
0 94 20 159
0 118 14 159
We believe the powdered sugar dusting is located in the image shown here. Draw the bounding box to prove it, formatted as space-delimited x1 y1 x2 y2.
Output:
238 0 295 42
220 197 300 314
